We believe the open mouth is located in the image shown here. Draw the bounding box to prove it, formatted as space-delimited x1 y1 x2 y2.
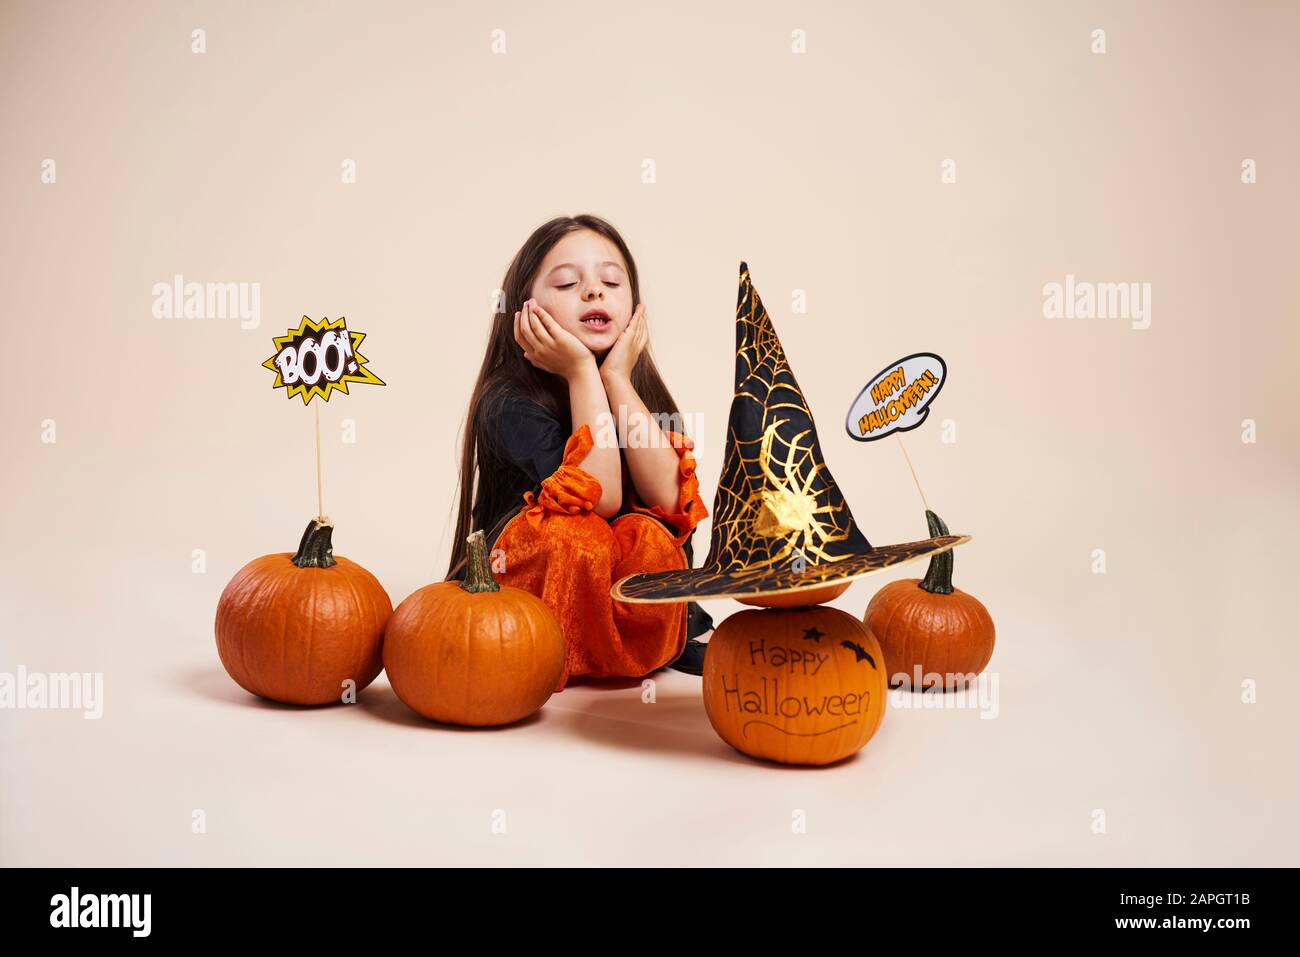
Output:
581 311 612 331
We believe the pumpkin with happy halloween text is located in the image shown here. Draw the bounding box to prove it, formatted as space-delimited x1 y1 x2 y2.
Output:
863 510 995 690
703 604 888 766
383 530 565 727
215 518 392 705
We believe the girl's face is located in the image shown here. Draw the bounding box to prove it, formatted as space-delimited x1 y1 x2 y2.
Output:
528 229 634 356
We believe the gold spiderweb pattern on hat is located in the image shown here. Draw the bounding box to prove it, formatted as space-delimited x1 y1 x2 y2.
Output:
707 266 871 574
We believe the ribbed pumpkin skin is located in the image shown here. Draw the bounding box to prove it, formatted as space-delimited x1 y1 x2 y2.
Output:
703 606 888 766
863 580 995 689
383 581 564 727
736 581 851 608
215 554 392 705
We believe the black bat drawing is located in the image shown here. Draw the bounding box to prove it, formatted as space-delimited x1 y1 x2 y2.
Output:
802 627 825 643
840 640 877 669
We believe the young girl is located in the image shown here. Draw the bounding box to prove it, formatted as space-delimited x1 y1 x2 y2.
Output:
446 214 713 689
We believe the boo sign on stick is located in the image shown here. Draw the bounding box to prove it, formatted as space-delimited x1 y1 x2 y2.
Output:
845 353 946 441
262 316 385 405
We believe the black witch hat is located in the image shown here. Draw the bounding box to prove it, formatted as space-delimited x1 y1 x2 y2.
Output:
611 262 969 604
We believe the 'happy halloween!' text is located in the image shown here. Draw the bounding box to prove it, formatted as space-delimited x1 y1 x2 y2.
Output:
844 352 947 442
857 366 940 436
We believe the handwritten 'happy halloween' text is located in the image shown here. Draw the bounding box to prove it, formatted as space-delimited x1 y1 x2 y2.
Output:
719 639 869 736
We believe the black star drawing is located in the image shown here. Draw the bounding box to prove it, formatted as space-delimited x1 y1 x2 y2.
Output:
802 627 825 643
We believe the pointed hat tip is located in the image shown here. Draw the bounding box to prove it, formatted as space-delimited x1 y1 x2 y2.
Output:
736 261 752 310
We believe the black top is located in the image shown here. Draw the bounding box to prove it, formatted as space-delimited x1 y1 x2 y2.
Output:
468 385 713 639
470 387 568 541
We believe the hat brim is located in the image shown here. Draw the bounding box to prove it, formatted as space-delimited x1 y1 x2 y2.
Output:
610 534 971 603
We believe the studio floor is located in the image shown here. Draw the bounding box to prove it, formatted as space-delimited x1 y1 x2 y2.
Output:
4 610 1294 867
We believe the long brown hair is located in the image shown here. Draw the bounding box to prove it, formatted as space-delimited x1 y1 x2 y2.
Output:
445 214 686 579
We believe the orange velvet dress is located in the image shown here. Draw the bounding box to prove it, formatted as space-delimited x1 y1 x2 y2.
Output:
490 421 709 691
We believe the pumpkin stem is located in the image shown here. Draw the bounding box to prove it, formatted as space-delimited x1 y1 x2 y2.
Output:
918 509 955 595
460 529 501 593
292 518 338 569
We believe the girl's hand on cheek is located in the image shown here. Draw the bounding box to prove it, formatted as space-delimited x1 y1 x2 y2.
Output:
598 304 647 383
513 300 595 380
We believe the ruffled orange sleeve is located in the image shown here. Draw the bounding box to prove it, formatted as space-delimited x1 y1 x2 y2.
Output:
521 424 603 530
628 430 708 546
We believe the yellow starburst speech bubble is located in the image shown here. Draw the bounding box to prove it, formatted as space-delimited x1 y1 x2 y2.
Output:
262 316 385 405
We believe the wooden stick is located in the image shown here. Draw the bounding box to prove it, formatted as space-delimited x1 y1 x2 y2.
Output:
897 435 930 513
314 402 324 520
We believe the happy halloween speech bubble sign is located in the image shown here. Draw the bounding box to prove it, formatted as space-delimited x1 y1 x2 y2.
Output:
845 353 946 441
262 316 385 405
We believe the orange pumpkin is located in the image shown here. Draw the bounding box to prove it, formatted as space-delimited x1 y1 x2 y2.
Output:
703 605 887 766
736 581 850 608
383 529 564 727
215 518 392 705
864 509 994 690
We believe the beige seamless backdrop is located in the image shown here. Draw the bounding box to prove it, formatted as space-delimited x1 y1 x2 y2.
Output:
1 0 1297 866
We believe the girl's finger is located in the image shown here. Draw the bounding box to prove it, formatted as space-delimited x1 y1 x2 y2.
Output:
526 304 554 347
531 303 563 340
538 307 583 352
518 309 543 353
531 300 557 325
